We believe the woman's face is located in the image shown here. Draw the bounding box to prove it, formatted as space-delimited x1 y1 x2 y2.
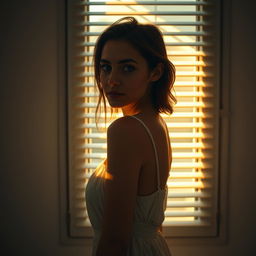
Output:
99 40 154 109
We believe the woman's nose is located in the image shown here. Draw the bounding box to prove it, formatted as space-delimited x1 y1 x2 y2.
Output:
108 70 121 86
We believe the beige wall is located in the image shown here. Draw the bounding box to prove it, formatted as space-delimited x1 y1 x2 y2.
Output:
1 0 255 255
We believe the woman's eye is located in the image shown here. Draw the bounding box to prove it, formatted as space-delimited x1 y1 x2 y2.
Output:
100 64 111 73
123 65 135 72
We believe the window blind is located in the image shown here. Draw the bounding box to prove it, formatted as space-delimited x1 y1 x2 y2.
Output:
67 0 220 237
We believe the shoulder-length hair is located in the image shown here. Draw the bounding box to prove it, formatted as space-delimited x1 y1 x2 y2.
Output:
93 17 176 130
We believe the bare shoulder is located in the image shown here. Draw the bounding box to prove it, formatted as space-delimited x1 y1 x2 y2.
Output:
108 115 141 131
106 116 145 173
107 116 143 143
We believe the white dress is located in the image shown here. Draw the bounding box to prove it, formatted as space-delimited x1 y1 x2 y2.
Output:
85 115 172 256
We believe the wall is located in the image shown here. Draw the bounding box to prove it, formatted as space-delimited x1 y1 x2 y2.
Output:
0 0 255 255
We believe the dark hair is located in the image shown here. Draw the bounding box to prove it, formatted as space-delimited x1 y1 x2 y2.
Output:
93 17 176 130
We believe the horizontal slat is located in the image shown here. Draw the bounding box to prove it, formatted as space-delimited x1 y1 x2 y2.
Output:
76 219 211 227
175 81 212 87
167 191 212 198
167 181 211 188
163 220 211 226
81 11 208 16
167 201 211 208
172 132 213 138
77 112 212 119
74 190 212 199
79 21 211 26
82 142 212 149
80 71 211 77
174 61 209 67
82 31 209 36
78 152 211 160
175 92 212 97
78 101 213 108
76 112 213 121
164 211 211 217
80 162 212 169
81 60 210 67
75 201 211 211
74 197 212 209
82 171 212 179
76 81 211 87
79 122 212 129
75 179 211 190
170 172 212 178
73 209 211 219
78 91 212 98
79 1 210 6
80 132 213 139
80 51 212 57
81 41 210 47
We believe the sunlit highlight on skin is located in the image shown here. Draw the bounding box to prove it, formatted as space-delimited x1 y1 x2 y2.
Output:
95 158 114 180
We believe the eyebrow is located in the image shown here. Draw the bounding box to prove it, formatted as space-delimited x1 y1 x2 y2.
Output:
100 58 138 64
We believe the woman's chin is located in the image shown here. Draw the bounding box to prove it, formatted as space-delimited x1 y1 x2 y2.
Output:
107 99 125 108
108 102 124 108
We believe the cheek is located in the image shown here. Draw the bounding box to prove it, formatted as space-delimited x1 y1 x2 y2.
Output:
130 74 150 91
99 73 107 89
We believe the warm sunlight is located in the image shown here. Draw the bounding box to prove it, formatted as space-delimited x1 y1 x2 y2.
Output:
94 158 114 180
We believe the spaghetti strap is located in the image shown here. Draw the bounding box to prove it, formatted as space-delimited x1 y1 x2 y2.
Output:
128 115 161 190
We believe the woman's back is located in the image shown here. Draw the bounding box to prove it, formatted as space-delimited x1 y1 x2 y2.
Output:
85 114 172 255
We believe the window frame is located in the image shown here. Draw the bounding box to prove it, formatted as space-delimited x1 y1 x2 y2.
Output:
58 0 231 245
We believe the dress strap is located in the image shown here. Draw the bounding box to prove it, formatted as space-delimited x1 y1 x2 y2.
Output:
128 115 161 190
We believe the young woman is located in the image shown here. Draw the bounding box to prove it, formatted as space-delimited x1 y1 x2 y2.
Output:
85 17 176 256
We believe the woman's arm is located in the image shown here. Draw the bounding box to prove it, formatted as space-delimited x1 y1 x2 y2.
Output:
96 117 143 256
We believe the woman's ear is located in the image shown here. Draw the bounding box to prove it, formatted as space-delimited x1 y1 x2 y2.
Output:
149 63 164 82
